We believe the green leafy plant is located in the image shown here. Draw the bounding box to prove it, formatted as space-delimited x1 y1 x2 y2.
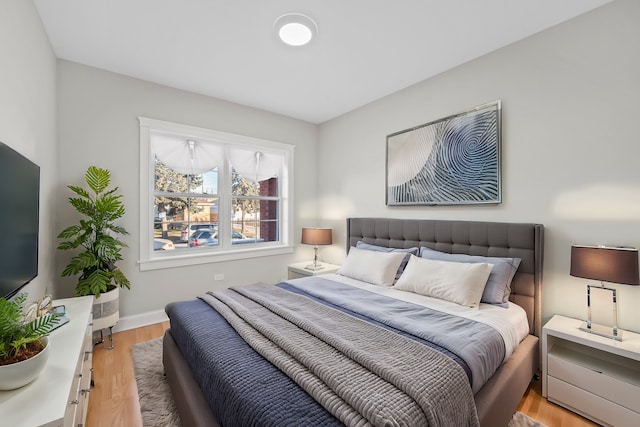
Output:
0 294 59 364
58 166 131 298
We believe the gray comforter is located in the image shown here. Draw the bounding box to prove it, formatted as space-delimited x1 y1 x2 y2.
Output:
201 282 481 427
284 277 506 393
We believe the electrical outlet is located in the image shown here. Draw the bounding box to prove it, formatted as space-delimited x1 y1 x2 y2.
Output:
214 274 224 281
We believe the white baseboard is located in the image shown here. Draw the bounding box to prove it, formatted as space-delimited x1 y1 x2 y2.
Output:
112 309 168 333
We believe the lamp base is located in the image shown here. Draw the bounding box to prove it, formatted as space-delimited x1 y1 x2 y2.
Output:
579 321 623 341
304 263 324 271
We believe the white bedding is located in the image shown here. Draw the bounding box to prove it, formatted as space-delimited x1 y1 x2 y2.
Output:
319 273 530 362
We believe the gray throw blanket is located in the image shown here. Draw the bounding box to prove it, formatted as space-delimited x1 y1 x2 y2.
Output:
201 283 479 427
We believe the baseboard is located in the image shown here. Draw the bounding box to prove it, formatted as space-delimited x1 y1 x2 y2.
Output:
113 309 168 333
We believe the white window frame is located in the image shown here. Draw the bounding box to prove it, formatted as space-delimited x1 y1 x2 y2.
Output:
138 117 294 271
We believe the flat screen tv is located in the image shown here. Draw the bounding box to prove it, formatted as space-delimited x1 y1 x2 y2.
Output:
0 142 39 299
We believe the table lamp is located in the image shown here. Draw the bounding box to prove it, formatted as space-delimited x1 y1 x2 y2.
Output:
301 227 332 271
570 245 639 341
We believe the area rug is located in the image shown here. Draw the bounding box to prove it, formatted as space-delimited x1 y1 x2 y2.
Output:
132 337 547 427
131 337 181 427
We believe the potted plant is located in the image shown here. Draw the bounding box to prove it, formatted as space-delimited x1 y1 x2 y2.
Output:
57 166 130 343
0 294 60 390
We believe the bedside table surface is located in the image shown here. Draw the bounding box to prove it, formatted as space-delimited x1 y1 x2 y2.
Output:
288 261 341 276
544 314 640 361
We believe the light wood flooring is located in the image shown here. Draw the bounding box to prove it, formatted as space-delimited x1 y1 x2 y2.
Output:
87 322 598 427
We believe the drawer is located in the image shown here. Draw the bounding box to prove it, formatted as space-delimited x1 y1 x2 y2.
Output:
64 325 93 427
548 376 640 427
63 368 82 426
83 316 93 353
76 389 90 427
288 271 307 279
548 344 640 412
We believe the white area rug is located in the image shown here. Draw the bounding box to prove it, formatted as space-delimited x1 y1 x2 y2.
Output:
131 337 181 427
511 410 548 427
132 337 547 427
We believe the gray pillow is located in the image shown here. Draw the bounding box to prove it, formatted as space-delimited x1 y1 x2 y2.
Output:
419 247 521 307
356 241 418 280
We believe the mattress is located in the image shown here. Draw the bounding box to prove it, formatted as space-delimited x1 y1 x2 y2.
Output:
314 273 531 362
165 275 530 426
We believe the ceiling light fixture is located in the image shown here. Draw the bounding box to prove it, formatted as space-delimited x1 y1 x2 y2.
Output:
274 13 318 47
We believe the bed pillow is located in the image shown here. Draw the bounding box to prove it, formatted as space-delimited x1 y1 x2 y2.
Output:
419 247 521 306
337 246 407 287
355 241 419 280
394 256 493 308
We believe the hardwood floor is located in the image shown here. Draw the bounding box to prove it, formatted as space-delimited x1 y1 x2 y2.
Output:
517 377 598 427
87 322 598 427
86 322 169 427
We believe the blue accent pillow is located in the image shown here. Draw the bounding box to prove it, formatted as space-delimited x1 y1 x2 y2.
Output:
419 247 521 307
356 241 419 280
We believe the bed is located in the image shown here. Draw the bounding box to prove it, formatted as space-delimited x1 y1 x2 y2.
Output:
163 217 544 427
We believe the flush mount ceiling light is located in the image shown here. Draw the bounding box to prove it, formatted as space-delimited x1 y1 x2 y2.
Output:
274 13 318 47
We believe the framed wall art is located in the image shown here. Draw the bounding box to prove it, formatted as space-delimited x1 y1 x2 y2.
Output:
386 100 501 206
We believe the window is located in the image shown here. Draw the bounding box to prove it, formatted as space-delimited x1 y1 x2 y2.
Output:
139 117 294 270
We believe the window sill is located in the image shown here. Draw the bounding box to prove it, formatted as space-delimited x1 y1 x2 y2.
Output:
139 244 294 271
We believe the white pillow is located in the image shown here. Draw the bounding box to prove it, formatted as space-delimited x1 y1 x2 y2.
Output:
337 246 407 287
355 241 418 280
419 247 521 306
394 256 493 308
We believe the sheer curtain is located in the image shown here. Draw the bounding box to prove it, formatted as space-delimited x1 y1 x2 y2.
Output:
151 133 282 180
229 147 282 181
151 133 223 175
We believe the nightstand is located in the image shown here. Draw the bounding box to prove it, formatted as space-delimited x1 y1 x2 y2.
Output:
542 314 640 426
287 261 340 279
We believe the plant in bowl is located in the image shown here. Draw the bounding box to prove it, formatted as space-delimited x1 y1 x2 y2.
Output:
0 293 60 390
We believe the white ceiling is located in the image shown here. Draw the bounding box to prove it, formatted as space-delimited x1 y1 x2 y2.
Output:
34 0 611 124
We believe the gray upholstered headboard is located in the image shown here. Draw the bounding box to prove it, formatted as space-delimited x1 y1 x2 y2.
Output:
346 218 544 337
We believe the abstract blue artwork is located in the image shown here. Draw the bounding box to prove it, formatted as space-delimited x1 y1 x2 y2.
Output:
386 101 501 205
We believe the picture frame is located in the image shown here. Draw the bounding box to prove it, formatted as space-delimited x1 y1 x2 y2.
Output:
386 100 501 206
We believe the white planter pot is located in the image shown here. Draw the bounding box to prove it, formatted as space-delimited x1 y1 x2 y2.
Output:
92 286 120 331
0 336 50 390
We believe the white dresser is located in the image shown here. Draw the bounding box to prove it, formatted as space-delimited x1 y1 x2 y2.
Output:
0 296 93 427
542 315 640 427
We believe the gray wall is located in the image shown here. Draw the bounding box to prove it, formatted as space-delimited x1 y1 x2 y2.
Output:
317 0 640 332
56 61 319 318
0 0 57 301
7 0 640 333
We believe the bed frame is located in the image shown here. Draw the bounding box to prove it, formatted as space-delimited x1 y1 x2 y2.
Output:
163 218 544 427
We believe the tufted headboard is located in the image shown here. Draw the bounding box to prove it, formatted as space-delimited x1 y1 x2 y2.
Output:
346 218 544 337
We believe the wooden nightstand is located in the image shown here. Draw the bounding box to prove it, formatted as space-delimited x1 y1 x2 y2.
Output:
542 314 640 426
287 261 340 279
